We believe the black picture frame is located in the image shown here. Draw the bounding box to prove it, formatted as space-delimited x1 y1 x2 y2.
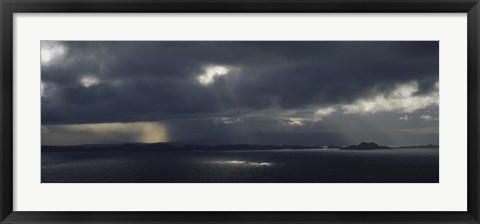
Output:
1 0 479 223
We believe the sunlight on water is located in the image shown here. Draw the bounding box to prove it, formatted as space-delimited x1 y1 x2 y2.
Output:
211 160 274 167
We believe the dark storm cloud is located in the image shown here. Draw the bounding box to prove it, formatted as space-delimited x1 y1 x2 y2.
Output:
41 41 438 125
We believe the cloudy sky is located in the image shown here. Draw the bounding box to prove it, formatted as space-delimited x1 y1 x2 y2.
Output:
41 41 439 146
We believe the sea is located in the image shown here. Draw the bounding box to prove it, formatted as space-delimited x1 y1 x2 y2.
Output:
41 148 439 183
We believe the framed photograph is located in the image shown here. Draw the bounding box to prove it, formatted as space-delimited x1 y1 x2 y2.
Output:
1 0 479 223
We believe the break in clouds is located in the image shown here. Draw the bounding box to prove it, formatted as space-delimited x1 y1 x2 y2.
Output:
41 41 439 146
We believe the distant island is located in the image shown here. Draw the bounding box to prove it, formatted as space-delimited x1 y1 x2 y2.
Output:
326 145 341 149
42 142 439 152
340 142 391 150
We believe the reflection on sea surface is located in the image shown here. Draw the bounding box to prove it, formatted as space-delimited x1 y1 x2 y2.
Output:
210 160 275 167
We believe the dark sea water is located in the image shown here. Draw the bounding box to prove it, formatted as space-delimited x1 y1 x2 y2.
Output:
41 148 439 183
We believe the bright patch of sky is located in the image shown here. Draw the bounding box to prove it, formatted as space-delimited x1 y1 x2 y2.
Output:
197 65 232 86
